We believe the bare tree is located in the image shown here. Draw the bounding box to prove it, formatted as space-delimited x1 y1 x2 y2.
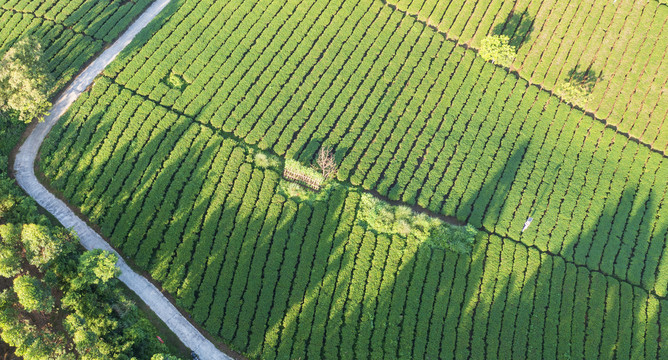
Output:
316 146 337 179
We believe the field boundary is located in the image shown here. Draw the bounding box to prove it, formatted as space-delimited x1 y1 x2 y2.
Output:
11 0 231 359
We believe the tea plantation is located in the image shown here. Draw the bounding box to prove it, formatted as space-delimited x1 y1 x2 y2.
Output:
23 0 668 358
0 0 153 91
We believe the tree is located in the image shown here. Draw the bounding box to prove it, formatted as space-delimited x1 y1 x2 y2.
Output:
61 250 119 315
315 146 337 179
0 37 52 122
13 275 55 313
0 247 22 278
479 35 516 68
0 224 23 278
21 224 75 270
73 249 119 289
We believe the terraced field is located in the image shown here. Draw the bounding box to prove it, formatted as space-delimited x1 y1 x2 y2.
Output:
35 0 668 358
387 0 668 151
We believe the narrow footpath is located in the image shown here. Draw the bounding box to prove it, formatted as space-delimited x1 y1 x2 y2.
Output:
13 0 231 359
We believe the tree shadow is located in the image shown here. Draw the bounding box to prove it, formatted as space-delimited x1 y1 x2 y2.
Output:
103 0 186 75
492 10 534 48
565 64 602 91
458 139 530 230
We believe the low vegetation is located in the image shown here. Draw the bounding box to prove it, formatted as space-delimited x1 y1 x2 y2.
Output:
4 0 667 358
358 193 478 253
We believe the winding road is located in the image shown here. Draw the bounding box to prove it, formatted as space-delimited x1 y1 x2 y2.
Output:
13 0 231 359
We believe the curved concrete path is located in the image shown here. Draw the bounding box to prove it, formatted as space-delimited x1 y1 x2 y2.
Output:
13 1 231 359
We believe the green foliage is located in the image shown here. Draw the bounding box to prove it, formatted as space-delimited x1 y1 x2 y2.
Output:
60 249 170 359
33 0 668 358
479 35 515 67
73 249 120 289
0 224 22 278
557 81 591 107
0 37 52 122
13 275 55 313
0 246 22 278
427 224 478 254
0 289 71 359
166 73 187 90
0 117 178 359
277 179 313 201
253 152 281 170
358 193 440 240
388 0 667 147
21 224 75 271
152 354 182 360
358 193 476 254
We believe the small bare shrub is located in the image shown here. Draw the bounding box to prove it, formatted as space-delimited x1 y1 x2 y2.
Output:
315 146 337 179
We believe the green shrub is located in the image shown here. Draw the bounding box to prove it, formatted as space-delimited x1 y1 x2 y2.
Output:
165 72 187 90
427 224 478 254
358 193 476 253
557 81 590 107
254 152 280 169
479 35 515 67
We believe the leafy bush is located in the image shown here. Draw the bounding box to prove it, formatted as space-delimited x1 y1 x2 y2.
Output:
254 152 280 169
359 194 437 239
557 81 590 107
427 224 478 254
479 35 515 67
358 193 476 253
166 73 187 90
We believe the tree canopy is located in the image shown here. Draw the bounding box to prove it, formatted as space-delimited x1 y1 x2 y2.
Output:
0 37 52 122
13 275 55 313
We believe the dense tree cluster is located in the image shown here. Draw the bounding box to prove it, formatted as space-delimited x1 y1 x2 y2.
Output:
0 115 180 359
